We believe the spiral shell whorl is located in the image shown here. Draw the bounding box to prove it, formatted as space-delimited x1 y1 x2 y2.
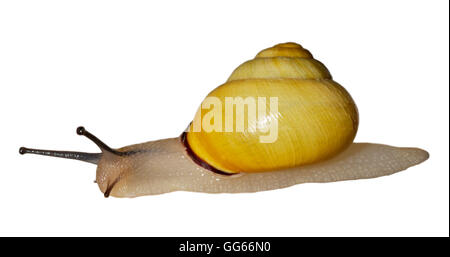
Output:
187 42 359 173
255 42 313 58
228 42 330 81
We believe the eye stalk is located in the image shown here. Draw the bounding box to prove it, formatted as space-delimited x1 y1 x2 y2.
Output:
19 146 101 164
75 126 126 156
19 126 125 164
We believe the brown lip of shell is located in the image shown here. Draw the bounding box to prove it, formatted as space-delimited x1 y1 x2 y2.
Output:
180 132 237 176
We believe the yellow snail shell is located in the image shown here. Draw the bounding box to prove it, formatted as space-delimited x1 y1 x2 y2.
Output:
19 42 429 198
187 42 358 173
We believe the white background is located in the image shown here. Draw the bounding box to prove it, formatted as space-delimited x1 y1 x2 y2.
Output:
0 0 448 236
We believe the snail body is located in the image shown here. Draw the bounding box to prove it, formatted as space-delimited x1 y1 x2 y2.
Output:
95 139 427 197
19 42 429 198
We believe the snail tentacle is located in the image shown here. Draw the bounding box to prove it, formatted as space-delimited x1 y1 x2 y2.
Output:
19 146 101 165
76 126 125 156
18 126 128 164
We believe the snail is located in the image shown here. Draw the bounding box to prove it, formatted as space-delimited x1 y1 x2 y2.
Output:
19 42 429 198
